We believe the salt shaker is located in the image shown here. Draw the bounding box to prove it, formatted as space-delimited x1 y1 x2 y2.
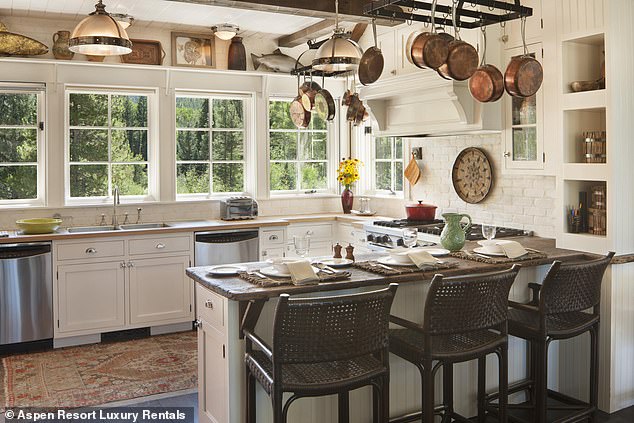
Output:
345 244 355 262
333 243 343 259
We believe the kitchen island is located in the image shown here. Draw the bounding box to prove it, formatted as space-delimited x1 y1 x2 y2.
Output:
186 237 597 423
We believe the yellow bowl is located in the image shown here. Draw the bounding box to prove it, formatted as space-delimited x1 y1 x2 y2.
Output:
16 218 63 234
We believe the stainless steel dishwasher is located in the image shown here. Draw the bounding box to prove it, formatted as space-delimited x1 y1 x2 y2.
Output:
0 242 53 345
195 229 259 266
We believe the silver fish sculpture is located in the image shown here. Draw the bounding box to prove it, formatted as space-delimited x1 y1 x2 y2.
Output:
251 49 300 73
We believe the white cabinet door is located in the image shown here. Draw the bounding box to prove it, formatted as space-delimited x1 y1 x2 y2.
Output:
377 31 397 79
57 261 126 333
198 320 227 423
129 255 193 325
504 0 542 48
285 240 332 258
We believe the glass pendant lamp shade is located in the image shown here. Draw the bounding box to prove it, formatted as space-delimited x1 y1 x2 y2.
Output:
312 30 363 72
213 24 239 41
69 1 132 56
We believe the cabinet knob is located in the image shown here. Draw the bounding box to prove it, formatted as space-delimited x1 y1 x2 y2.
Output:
262 250 268 256
503 151 511 158
127 261 135 268
155 243 166 249
391 69 397 75
120 261 126 268
269 235 278 241
194 319 202 329
85 248 97 254
205 300 214 309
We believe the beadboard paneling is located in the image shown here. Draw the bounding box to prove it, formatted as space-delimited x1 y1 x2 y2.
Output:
557 0 605 37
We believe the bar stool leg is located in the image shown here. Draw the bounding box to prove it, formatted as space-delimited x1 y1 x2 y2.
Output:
477 357 486 423
589 325 599 423
422 360 435 423
534 340 549 423
272 391 284 423
338 392 350 423
498 344 509 423
381 375 391 423
246 367 256 423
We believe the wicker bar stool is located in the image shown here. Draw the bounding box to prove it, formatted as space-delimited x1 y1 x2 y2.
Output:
244 283 398 423
486 252 614 423
389 265 521 423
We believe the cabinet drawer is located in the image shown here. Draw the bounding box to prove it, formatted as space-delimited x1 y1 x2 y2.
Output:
196 285 224 331
56 240 125 261
261 229 284 245
287 224 332 240
129 236 191 256
261 247 284 259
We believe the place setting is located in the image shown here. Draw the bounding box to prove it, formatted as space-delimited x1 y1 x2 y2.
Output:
451 224 548 263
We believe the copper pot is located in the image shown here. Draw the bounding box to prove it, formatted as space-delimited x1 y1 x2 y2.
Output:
410 0 449 70
470 65 504 102
290 96 310 128
437 39 479 81
504 55 543 98
300 81 321 111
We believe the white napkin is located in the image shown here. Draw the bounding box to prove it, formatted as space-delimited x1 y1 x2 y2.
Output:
497 240 528 259
407 250 439 269
286 260 319 285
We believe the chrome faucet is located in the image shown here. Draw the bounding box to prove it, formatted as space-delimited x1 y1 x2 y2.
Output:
112 186 120 228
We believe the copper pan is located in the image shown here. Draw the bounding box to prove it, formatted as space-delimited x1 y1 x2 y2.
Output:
504 17 543 97
359 20 384 85
411 0 449 70
436 4 478 81
469 29 504 103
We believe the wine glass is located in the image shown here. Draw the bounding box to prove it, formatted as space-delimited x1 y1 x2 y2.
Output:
481 224 497 242
293 235 311 258
402 228 418 248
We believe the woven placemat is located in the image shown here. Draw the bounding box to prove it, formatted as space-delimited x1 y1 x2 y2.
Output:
353 260 458 276
450 249 547 263
238 270 351 287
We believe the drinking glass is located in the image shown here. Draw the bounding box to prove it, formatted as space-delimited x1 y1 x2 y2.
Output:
402 228 418 248
481 224 497 242
293 235 311 258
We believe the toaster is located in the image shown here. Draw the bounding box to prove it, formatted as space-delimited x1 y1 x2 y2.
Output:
219 196 259 220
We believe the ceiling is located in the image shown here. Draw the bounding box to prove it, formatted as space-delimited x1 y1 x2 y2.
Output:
0 0 327 36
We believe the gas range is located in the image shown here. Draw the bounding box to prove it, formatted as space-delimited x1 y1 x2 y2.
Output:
363 219 531 251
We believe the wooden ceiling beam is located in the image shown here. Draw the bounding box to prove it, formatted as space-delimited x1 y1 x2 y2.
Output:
278 19 336 48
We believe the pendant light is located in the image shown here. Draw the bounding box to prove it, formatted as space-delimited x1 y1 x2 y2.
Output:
312 0 363 72
212 24 240 41
69 0 132 56
111 14 135 30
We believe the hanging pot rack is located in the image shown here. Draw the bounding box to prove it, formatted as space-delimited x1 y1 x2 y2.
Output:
363 0 533 29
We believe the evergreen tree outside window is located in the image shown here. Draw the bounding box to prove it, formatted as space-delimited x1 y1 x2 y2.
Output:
67 90 151 201
374 136 403 194
0 86 44 203
269 99 329 193
176 95 246 196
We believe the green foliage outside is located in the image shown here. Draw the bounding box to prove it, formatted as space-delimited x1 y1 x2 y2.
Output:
375 136 403 192
269 100 328 192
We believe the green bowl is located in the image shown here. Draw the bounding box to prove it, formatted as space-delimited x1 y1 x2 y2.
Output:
16 218 63 234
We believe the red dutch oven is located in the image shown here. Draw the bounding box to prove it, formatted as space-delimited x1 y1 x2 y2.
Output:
405 201 438 221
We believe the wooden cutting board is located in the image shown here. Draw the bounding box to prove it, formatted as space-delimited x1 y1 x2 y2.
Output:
404 153 421 185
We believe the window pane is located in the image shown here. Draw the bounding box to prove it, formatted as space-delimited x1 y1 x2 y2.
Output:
0 166 37 200
112 164 148 195
395 137 403 159
70 165 108 197
177 131 209 161
269 101 295 130
111 95 148 128
270 162 297 191
270 132 297 160
394 161 403 191
177 163 210 194
512 95 536 126
300 162 327 190
213 99 243 129
176 97 209 128
212 131 244 161
309 112 327 130
375 162 391 190
213 163 243 192
0 93 37 126
69 129 108 162
69 93 108 127
375 138 392 159
111 130 148 162
299 132 327 161
513 127 537 161
0 129 37 162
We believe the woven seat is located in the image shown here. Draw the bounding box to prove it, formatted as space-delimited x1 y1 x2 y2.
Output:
244 284 398 423
488 252 614 423
389 265 521 423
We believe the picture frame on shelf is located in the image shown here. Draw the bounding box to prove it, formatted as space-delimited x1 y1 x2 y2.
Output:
171 32 214 68
122 39 165 65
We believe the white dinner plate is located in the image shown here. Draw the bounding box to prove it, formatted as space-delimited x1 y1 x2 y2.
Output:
317 258 354 268
207 265 247 276
419 248 451 257
377 256 417 267
473 247 508 257
259 266 320 278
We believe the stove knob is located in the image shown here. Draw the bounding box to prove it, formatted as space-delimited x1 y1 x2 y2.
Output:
396 239 404 247
381 235 391 244
367 234 375 242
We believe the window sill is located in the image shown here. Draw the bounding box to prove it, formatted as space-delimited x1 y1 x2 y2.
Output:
265 193 340 200
362 193 405 200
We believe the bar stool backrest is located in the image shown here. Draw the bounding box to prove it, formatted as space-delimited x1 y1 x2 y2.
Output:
423 265 521 336
540 252 614 315
272 284 398 365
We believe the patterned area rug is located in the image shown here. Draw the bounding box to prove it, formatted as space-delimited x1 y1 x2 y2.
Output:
1 331 197 409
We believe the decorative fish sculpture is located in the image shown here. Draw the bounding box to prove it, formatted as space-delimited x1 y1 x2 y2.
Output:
0 22 48 56
251 49 300 73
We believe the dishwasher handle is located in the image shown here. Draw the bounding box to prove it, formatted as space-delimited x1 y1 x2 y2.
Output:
0 242 51 259
195 230 259 244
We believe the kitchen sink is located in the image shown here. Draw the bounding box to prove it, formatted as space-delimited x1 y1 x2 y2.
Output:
119 223 171 230
67 225 119 233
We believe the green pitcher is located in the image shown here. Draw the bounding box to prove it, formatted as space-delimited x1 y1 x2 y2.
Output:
440 213 472 251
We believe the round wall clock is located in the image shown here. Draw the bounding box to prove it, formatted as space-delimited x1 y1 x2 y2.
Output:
451 147 493 204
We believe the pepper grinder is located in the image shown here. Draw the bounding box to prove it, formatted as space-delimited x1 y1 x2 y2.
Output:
345 244 355 262
333 243 343 259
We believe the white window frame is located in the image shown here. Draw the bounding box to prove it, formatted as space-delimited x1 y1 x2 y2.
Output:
267 97 338 196
174 92 255 200
64 86 158 205
0 83 46 207
360 125 405 198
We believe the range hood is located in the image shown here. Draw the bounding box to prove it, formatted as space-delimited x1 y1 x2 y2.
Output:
358 71 502 137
